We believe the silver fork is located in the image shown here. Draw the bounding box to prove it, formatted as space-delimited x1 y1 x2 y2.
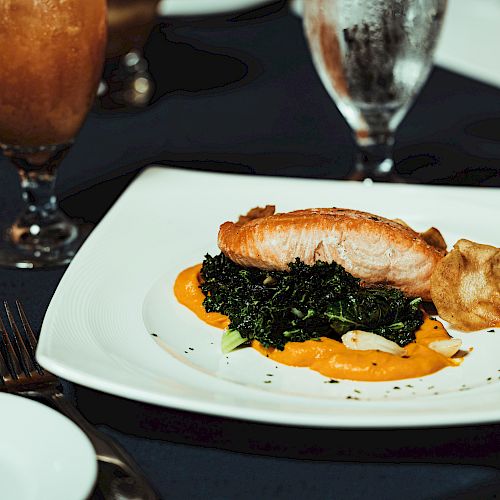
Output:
0 300 159 500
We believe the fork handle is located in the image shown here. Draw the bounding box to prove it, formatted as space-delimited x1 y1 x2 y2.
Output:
48 392 159 500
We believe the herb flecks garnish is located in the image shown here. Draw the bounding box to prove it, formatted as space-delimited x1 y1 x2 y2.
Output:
200 253 423 350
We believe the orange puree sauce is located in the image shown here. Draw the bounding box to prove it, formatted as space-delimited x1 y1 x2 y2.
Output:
174 264 458 381
174 264 230 329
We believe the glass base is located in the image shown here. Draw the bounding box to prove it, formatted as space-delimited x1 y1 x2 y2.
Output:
0 222 93 269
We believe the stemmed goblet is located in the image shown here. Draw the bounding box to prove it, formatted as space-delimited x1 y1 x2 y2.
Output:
97 0 161 110
0 0 107 268
303 0 447 181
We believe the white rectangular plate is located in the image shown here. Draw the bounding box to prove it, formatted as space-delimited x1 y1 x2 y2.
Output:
38 167 500 428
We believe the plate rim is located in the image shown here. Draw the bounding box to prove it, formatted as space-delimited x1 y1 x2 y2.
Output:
158 0 273 17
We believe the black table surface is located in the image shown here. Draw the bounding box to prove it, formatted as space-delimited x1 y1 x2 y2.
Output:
1 3 500 499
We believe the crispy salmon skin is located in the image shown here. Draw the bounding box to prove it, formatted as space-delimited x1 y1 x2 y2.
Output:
218 208 445 301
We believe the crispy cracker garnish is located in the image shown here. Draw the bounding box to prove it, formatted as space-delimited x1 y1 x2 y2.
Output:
237 205 275 225
430 239 500 331
419 227 447 253
392 218 447 253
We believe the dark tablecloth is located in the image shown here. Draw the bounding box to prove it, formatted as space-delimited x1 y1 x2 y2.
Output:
1 2 500 499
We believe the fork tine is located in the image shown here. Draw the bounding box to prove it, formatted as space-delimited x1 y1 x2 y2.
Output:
15 300 40 362
0 337 14 385
4 301 37 377
0 313 25 380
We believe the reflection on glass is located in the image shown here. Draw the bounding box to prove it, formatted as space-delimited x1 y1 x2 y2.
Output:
304 0 447 181
0 0 107 268
97 0 160 110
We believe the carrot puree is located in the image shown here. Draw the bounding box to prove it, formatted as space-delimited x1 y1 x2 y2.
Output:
174 264 458 381
174 264 230 329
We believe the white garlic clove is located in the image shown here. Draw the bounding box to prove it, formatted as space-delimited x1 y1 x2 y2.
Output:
428 338 462 357
342 330 407 357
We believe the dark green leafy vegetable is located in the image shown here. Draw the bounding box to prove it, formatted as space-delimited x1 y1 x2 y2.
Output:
200 253 423 350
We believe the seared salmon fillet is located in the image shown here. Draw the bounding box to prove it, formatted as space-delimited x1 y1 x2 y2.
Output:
218 208 445 300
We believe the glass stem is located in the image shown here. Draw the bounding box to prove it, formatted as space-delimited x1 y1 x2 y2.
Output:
19 167 59 220
349 132 399 181
3 144 77 252
18 152 66 218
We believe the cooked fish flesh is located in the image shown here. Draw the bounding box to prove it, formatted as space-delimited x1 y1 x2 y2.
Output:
218 208 445 300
